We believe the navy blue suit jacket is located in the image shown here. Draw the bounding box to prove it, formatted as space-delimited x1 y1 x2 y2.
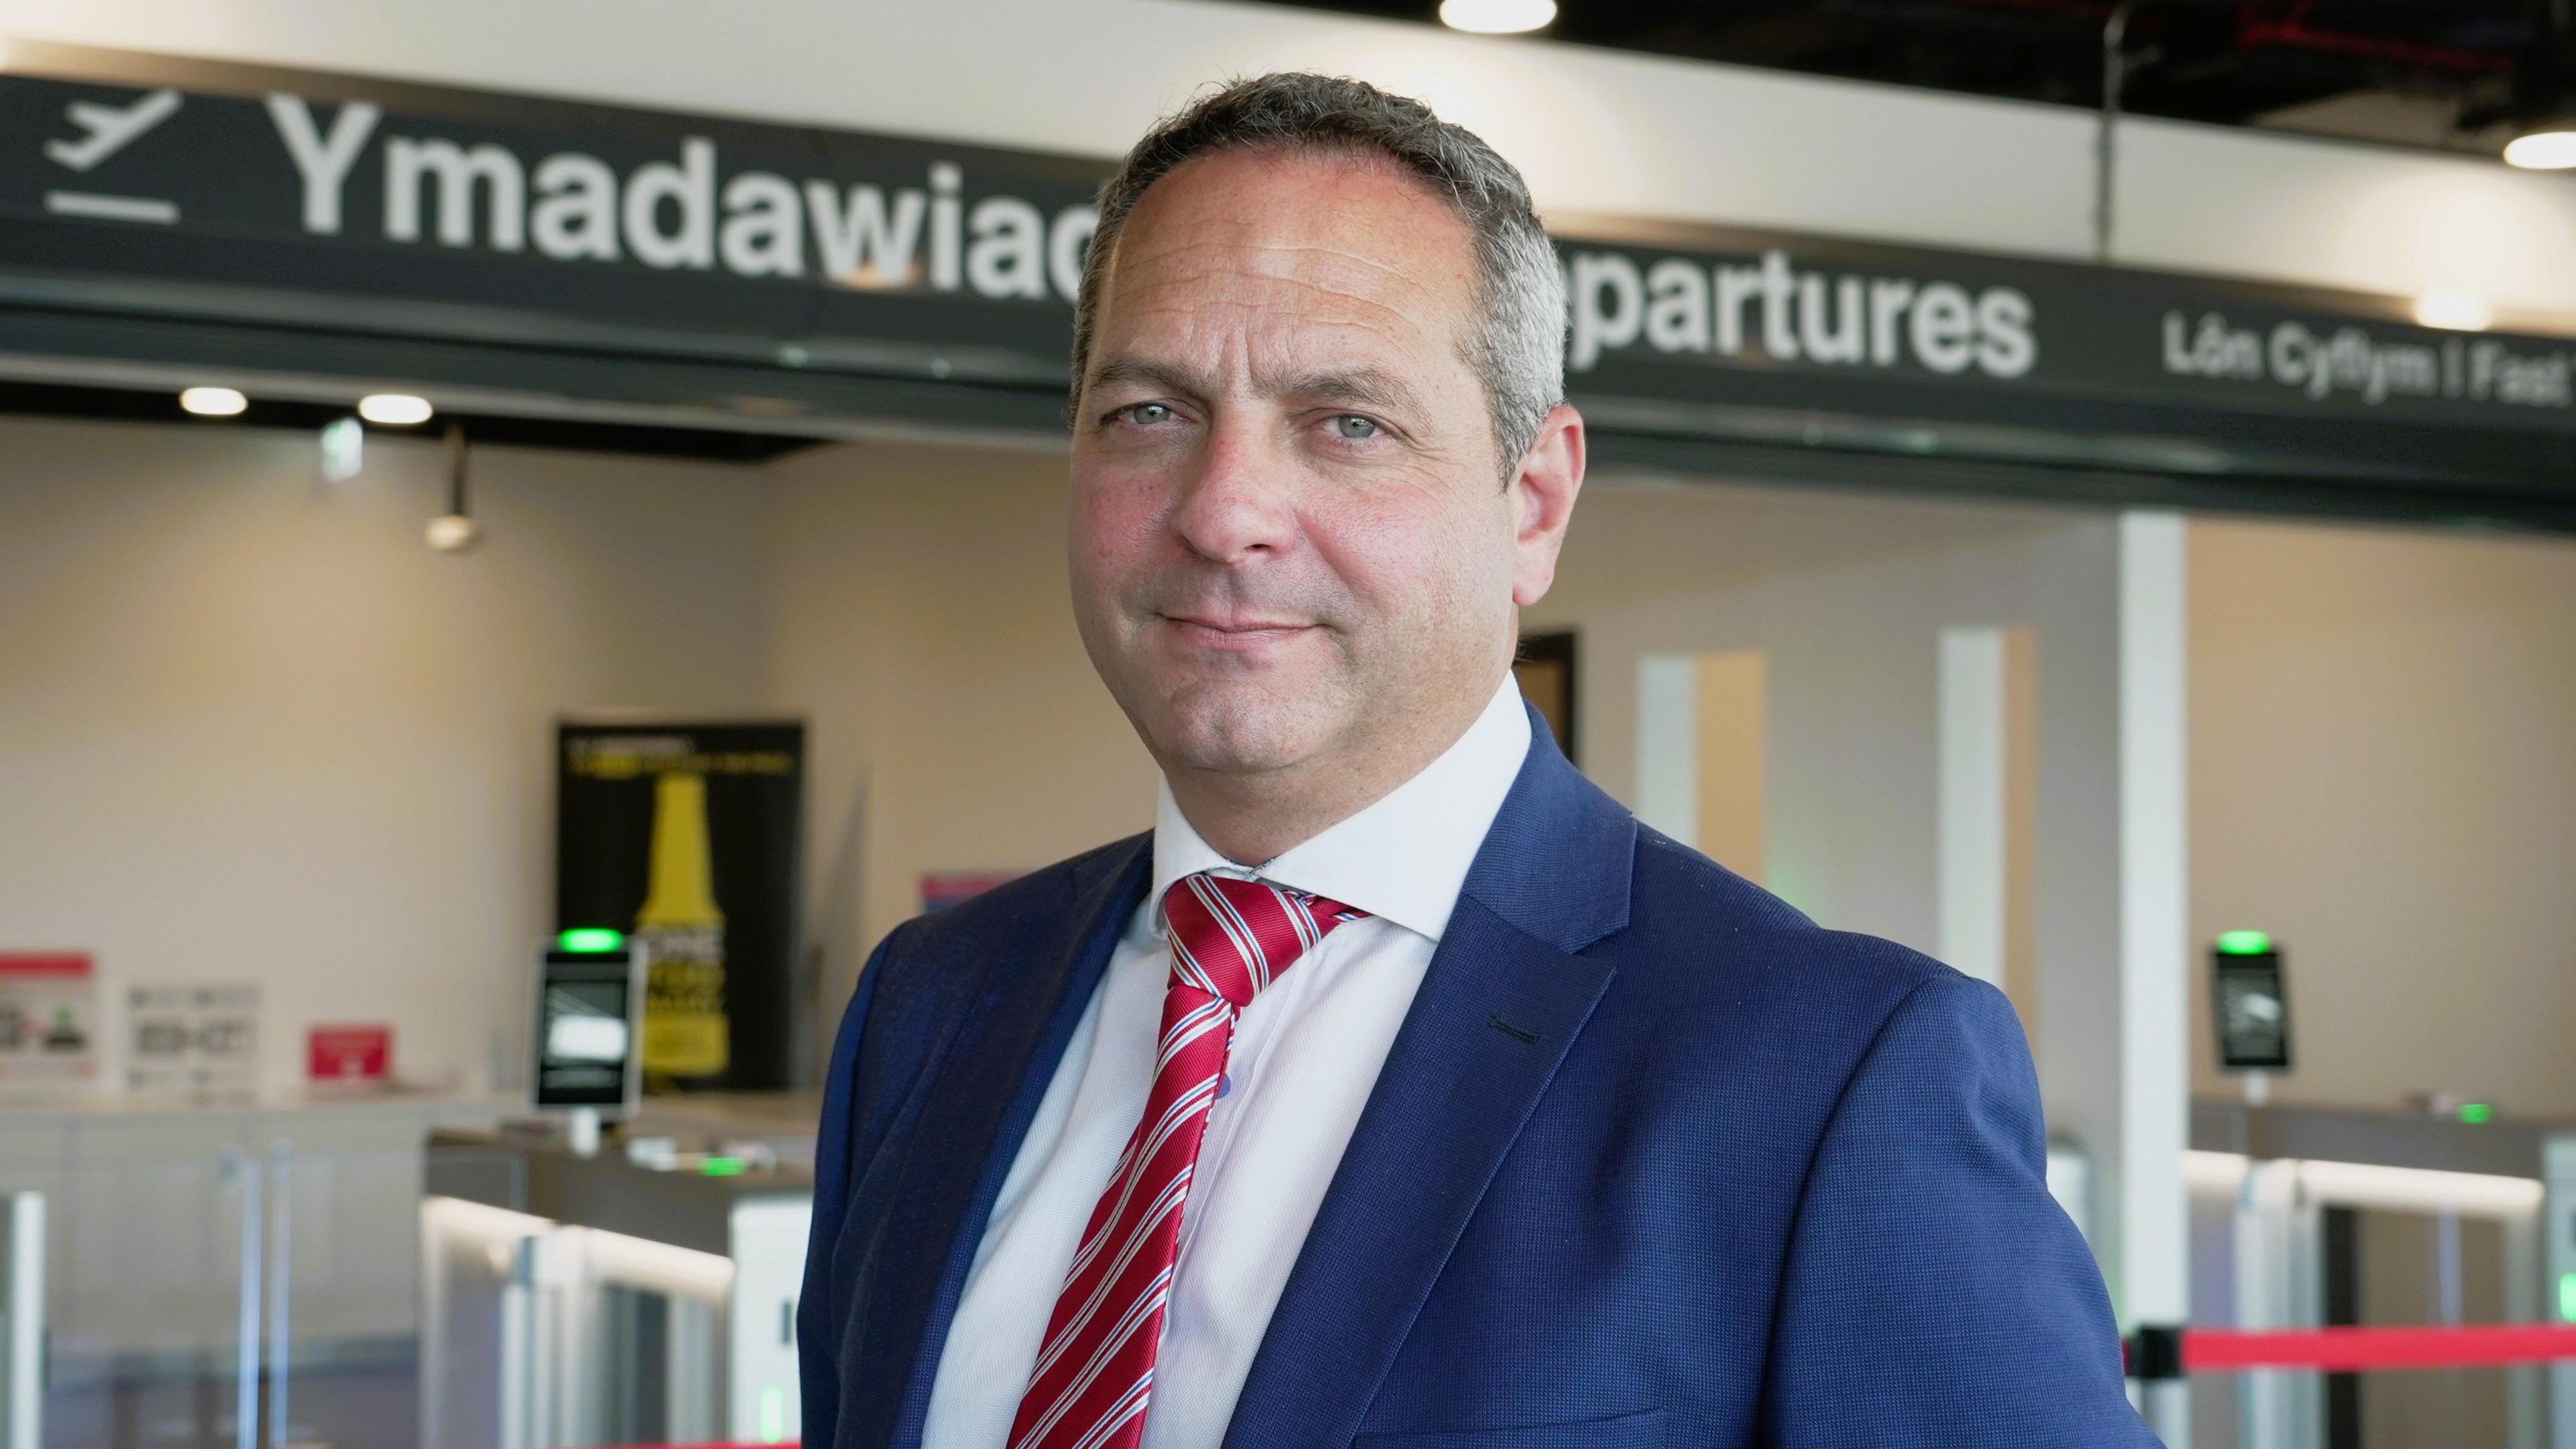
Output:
800 710 2155 1448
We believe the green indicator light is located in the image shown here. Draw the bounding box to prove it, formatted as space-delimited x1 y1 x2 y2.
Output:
700 1155 748 1177
2460 1102 2495 1124
2215 930 2274 956
2559 1272 2576 1324
759 1385 787 1444
557 928 624 953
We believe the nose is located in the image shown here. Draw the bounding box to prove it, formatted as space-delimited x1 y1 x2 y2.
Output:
1169 411 1298 565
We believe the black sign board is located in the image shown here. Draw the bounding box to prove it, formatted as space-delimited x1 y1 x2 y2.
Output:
0 50 1102 388
1557 219 2576 437
2 45 2573 523
2212 945 2293 1072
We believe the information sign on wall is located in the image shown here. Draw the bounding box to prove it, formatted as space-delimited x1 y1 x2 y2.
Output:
0 953 99 1090
127 981 262 1098
307 1022 392 1085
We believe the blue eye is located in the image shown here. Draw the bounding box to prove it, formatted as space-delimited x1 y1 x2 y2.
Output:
1124 402 1173 425
1331 415 1379 439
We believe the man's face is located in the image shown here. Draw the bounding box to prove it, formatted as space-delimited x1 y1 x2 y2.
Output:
1068 146 1544 789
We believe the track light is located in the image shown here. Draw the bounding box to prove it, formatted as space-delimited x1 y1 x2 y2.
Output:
425 421 482 553
359 392 435 427
1439 0 1554 34
179 386 248 417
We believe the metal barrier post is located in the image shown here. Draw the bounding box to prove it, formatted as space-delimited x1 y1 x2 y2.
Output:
2235 1157 2322 1449
2544 1134 2576 1449
500 1234 537 1449
0 1192 44 1449
267 1141 294 1449
221 1149 262 1449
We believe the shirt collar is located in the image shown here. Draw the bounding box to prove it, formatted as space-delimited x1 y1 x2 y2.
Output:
1146 676 1534 945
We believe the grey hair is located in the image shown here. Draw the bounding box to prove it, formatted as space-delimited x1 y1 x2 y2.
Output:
1069 73 1567 475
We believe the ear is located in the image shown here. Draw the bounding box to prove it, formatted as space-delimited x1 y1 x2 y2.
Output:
1507 403 1586 608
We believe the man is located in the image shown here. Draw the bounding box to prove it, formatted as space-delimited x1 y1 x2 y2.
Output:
801 74 2153 1449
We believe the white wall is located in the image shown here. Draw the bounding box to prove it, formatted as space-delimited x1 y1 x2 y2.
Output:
2190 515 2576 1115
0 417 1150 1100
7 0 2576 319
757 439 1159 1040
0 416 767 1096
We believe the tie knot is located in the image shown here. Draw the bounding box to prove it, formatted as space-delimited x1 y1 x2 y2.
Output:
1161 873 1364 1012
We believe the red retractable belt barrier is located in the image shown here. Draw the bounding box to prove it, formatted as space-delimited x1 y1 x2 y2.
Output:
2129 1324 2576 1377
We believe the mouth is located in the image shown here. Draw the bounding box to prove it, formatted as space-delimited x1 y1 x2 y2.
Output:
1156 612 1320 649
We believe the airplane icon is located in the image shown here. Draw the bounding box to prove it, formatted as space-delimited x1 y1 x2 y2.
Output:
42 86 184 224
46 87 183 172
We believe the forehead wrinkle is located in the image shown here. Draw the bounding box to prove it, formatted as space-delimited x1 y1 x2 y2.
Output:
1122 231 1460 293
1117 282 1438 358
1132 146 1475 262
1117 253 1466 343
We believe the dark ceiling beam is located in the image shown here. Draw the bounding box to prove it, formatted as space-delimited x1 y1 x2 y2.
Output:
1237 0 2540 143
2236 5 2516 74
1653 11 1872 68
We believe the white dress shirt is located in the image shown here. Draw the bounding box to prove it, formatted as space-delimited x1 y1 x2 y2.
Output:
922 678 1534 1449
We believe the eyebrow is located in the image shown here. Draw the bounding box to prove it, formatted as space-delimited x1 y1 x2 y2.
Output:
1084 356 1428 419
1274 366 1426 419
1086 357 1211 407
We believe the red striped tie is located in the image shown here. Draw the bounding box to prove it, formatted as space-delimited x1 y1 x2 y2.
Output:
1005 873 1365 1449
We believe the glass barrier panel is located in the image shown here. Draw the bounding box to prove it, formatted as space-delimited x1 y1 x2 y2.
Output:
47 1124 257 1449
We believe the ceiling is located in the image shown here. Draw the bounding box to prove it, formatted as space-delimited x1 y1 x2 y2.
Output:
1236 0 2575 154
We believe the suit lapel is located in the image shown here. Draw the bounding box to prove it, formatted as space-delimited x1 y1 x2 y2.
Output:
865 835 1153 1449
1220 722 1636 1449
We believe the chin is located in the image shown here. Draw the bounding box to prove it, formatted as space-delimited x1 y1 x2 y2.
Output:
1146 688 1336 776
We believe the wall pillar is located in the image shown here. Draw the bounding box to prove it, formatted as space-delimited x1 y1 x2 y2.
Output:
2118 510 2192 1441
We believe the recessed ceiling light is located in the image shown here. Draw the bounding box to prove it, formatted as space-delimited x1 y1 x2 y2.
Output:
179 386 248 417
2412 290 2493 332
358 393 435 427
1439 0 1555 35
2503 129 2576 170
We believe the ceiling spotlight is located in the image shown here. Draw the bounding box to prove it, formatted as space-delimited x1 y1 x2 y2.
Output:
426 420 482 554
179 386 248 417
425 514 481 552
358 392 435 427
2504 125 2576 170
2412 290 2493 332
1439 0 1555 34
